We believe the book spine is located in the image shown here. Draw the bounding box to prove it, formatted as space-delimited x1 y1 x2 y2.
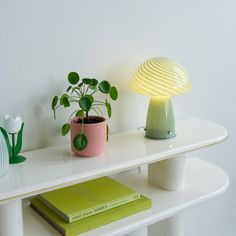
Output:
69 192 140 222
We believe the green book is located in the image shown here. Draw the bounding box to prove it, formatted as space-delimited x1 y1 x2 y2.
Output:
38 177 140 223
30 195 151 236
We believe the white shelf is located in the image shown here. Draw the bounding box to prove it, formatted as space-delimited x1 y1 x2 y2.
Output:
0 118 227 204
23 158 229 236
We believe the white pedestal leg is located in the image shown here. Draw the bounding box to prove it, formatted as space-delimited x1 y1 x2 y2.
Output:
148 214 184 236
148 154 186 191
124 227 148 236
0 200 24 236
148 155 185 236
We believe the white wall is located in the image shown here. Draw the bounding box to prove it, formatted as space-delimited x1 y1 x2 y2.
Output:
0 0 235 235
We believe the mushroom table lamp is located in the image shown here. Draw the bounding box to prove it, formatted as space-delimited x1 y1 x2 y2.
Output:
131 57 191 139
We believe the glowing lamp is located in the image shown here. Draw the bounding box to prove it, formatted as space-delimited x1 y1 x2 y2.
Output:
131 57 191 139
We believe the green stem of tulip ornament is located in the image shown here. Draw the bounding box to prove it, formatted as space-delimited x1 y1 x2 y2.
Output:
11 133 15 162
9 125 26 164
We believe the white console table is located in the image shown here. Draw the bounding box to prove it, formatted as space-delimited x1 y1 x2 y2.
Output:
0 118 229 236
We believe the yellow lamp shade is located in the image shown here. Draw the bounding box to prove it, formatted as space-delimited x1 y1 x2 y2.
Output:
131 57 191 97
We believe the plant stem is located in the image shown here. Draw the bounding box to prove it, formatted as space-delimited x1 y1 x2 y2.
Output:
90 89 99 96
91 107 101 116
86 111 89 120
81 117 84 134
69 98 79 103
93 103 106 107
73 88 82 97
82 84 86 96
54 104 62 110
78 87 83 96
11 133 15 158
70 96 80 99
93 106 103 116
85 85 90 95
67 110 79 123
94 100 105 104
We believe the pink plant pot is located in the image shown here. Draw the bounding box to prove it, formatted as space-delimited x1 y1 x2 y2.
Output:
70 116 107 157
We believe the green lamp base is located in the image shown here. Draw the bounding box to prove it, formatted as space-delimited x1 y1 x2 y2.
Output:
10 155 26 164
145 96 176 139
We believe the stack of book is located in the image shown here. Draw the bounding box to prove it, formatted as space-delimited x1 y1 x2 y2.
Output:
30 176 151 236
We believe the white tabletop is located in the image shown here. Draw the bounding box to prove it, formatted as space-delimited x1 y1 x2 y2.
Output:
0 118 227 204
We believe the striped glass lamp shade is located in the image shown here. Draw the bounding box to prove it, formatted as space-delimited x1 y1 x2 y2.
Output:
131 57 191 97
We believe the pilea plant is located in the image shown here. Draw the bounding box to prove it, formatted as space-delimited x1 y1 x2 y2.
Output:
51 72 118 151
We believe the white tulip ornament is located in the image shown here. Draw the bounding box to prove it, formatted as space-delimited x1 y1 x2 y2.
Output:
0 115 26 164
3 115 22 134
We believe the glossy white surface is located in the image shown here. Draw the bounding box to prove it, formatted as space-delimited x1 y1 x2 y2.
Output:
23 158 229 236
0 118 227 204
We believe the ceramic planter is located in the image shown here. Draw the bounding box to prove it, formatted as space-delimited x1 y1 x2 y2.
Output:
70 116 107 157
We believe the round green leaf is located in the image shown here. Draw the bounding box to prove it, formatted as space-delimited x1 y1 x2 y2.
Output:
99 80 111 94
105 99 112 118
76 110 84 117
85 95 94 104
90 86 96 90
61 123 70 136
90 79 98 87
68 72 80 84
73 134 88 151
51 96 58 110
79 96 92 111
60 94 69 105
110 86 118 101
82 78 91 85
61 95 70 108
